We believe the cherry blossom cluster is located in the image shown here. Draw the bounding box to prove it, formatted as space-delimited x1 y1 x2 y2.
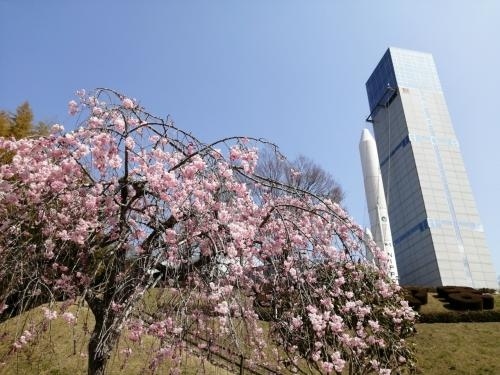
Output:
0 89 416 374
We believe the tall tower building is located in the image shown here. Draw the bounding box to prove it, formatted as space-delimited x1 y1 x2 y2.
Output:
365 47 497 288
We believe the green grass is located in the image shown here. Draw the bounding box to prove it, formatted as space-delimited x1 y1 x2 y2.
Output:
409 293 500 374
411 322 500 375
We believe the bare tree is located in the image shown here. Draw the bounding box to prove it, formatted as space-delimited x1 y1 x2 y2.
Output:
256 149 344 203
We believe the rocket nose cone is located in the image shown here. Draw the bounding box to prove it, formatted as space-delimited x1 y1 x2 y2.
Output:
360 128 374 143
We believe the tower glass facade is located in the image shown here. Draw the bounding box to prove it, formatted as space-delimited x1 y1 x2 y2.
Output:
365 47 497 288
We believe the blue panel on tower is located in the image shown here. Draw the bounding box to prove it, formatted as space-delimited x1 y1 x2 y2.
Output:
365 49 397 114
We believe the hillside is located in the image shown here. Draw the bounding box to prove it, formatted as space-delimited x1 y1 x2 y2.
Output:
1 293 499 374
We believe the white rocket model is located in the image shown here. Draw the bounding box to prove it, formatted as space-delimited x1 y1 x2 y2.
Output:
359 128 399 283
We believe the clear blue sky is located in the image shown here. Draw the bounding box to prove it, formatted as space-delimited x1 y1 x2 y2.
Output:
1 0 499 280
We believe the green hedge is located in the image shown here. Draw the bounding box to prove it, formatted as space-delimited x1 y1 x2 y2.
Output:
440 286 494 306
478 288 497 294
402 286 429 306
414 285 497 322
447 292 483 311
482 294 495 310
405 294 422 311
419 310 500 323
436 286 480 299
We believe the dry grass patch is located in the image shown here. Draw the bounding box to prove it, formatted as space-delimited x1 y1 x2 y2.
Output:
3 292 500 374
0 303 233 375
412 322 500 375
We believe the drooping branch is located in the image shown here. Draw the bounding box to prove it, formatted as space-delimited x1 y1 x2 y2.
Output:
0 88 415 375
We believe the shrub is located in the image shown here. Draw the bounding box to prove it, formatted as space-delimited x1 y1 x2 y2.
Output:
436 286 480 300
436 286 459 299
414 290 428 305
419 310 500 323
478 288 497 294
402 286 428 305
405 295 422 311
447 292 483 311
482 294 495 310
426 286 437 293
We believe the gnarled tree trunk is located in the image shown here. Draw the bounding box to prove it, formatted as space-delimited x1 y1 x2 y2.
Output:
86 293 122 375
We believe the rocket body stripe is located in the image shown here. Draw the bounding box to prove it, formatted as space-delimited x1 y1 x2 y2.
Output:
359 128 399 282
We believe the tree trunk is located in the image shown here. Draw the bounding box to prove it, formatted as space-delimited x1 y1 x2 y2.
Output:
87 302 119 375
88 328 110 375
87 345 106 375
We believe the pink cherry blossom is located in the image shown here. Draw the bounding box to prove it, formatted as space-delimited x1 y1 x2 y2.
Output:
42 307 58 321
0 88 416 375
68 100 79 115
121 97 135 109
62 312 77 325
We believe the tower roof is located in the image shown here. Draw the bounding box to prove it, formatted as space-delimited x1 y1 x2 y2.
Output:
366 47 442 115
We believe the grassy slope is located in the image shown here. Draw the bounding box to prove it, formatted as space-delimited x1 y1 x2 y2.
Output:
412 322 500 375
0 304 232 375
410 293 500 375
1 293 499 374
